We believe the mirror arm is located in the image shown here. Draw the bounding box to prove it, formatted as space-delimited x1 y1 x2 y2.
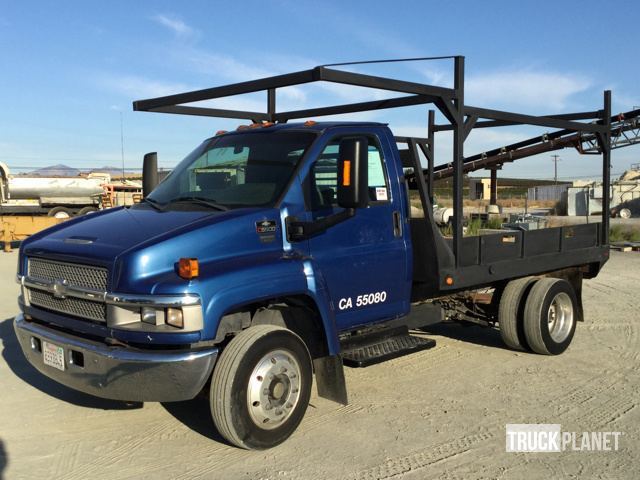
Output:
286 208 356 242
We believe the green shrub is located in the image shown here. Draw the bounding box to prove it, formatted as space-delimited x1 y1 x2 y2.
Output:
609 225 640 243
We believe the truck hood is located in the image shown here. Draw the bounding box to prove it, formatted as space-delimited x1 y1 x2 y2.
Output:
20 205 283 288
22 207 217 261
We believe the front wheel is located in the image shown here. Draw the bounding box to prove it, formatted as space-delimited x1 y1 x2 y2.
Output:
523 278 577 355
210 325 312 449
47 206 72 219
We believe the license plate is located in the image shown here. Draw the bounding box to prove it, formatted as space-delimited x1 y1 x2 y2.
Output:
43 341 65 371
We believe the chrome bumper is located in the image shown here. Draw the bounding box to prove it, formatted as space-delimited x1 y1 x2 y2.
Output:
13 313 218 402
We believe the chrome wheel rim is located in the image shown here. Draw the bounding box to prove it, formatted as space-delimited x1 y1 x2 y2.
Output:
247 349 301 430
547 292 574 343
54 211 70 219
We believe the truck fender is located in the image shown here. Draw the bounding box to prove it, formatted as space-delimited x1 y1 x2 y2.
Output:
204 260 341 355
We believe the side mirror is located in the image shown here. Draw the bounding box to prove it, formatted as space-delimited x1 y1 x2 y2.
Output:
142 152 158 197
337 137 368 209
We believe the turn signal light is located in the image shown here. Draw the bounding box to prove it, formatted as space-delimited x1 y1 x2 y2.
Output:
178 258 199 279
342 160 351 187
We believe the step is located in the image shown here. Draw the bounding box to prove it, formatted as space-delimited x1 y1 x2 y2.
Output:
341 332 436 368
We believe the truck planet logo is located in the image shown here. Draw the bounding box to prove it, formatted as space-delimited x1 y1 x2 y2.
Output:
506 424 622 452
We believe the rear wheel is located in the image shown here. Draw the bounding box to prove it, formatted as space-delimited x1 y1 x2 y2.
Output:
210 325 312 450
523 278 577 355
78 206 98 215
619 208 632 219
498 276 537 351
47 206 72 219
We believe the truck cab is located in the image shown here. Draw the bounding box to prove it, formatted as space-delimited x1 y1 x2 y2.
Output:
14 121 418 447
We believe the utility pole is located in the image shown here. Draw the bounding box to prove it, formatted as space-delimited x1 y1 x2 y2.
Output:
551 154 561 185
120 111 125 180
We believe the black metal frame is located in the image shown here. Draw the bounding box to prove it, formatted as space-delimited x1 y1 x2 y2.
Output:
134 56 613 291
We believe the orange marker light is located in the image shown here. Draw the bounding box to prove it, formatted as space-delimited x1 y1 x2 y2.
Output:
215 130 228 136
178 258 199 279
304 120 317 126
445 275 454 286
342 160 351 187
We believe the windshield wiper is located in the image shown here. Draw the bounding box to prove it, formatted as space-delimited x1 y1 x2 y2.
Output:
167 196 229 211
142 197 165 211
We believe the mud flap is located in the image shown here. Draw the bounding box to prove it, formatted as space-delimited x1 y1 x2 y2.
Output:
313 355 348 405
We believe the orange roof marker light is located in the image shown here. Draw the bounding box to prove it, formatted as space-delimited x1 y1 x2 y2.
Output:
236 122 276 131
215 130 228 136
178 258 199 280
304 120 317 127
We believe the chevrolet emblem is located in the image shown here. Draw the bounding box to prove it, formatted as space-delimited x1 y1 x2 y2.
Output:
51 279 69 299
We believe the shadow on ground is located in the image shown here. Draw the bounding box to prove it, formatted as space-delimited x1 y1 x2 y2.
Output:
420 322 510 350
0 438 7 480
0 317 140 410
161 397 229 445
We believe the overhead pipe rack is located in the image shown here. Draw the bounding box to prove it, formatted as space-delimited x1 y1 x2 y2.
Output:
134 56 613 267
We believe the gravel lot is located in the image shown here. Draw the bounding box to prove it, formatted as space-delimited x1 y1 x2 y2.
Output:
0 249 638 479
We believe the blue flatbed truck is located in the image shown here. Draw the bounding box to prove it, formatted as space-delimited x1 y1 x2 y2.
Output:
14 57 614 449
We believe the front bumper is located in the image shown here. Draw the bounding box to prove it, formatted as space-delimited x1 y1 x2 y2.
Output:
13 313 218 402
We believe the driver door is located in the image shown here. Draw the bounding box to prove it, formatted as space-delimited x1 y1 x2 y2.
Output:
307 133 409 331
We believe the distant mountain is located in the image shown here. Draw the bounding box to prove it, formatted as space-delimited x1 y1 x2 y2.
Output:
87 166 135 177
29 164 81 177
19 164 138 178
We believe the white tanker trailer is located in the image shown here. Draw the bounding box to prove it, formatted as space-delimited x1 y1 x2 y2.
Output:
0 162 109 217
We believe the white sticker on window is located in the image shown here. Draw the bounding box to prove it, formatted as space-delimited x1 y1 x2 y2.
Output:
375 187 388 201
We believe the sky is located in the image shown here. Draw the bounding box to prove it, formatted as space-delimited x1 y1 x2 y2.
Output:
1 0 639 180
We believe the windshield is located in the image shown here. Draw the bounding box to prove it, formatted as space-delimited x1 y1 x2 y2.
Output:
148 130 317 209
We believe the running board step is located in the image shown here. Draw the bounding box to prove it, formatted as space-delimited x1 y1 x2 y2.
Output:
341 328 436 368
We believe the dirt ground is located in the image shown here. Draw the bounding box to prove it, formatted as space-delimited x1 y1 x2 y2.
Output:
0 250 638 479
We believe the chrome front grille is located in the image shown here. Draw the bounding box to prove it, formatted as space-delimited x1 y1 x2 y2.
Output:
26 257 108 322
29 289 107 322
28 258 108 291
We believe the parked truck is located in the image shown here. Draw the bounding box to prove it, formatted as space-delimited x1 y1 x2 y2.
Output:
13 57 614 449
0 161 107 217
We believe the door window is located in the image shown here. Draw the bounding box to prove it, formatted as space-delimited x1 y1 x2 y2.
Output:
310 137 389 210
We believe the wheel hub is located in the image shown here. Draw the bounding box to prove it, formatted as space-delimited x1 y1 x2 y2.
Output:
547 292 574 343
247 349 301 430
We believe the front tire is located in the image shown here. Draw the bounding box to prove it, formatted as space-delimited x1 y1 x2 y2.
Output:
210 325 312 449
47 206 72 219
523 278 577 355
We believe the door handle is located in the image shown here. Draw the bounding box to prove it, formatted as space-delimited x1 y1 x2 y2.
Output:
393 210 402 237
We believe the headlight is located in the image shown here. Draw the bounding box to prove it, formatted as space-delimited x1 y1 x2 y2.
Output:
107 303 202 331
165 308 184 328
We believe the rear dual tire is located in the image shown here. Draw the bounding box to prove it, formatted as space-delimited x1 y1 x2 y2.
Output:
498 277 537 351
523 278 577 355
499 277 577 355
